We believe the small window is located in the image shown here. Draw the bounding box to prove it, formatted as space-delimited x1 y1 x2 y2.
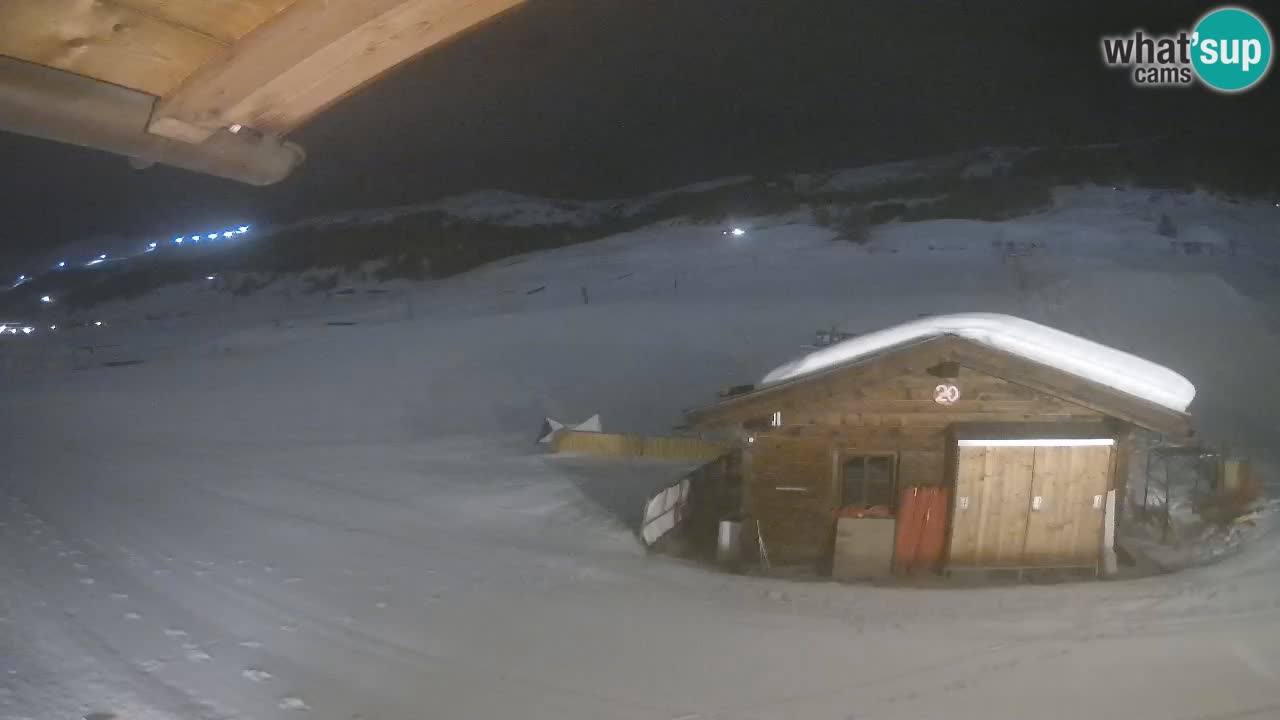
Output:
841 455 897 510
770 410 782 427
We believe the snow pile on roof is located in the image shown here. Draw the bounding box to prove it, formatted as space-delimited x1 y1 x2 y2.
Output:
761 313 1196 412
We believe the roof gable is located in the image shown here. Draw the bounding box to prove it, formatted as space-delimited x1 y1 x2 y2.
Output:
685 335 1190 437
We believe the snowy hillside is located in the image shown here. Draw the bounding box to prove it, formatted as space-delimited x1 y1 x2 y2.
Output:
7 139 1277 324
2 150 1280 719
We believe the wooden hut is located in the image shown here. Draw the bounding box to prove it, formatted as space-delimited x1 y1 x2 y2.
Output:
684 316 1193 576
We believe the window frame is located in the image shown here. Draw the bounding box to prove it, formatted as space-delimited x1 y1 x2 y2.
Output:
835 451 899 511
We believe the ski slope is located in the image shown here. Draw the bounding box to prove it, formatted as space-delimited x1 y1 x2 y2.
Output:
2 184 1280 719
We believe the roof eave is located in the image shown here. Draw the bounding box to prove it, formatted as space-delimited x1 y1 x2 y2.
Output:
685 334 1192 439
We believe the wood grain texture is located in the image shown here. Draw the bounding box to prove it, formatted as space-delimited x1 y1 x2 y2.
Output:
0 0 226 95
948 446 1035 567
948 446 988 565
745 437 834 566
148 0 526 140
950 443 1109 569
990 446 1035 565
110 0 296 43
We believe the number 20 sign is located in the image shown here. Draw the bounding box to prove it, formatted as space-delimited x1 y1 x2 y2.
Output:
933 383 961 405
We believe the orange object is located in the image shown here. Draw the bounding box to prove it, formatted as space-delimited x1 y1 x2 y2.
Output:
893 486 950 575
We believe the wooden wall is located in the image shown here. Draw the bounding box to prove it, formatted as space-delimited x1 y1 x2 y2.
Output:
738 364 1108 567
744 437 834 565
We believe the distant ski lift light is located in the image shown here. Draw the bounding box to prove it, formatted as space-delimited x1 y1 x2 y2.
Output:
56 261 66 268
206 275 217 281
21 327 32 334
208 234 218 240
223 231 234 238
93 321 103 326
238 226 249 233
730 227 746 237
40 295 52 303
190 236 200 242
49 324 56 330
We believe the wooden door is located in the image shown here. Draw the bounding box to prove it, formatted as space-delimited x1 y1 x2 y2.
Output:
1022 445 1111 566
948 445 1035 567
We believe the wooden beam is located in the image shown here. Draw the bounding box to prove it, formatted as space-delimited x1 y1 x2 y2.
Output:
0 0 227 96
148 0 526 142
109 0 297 44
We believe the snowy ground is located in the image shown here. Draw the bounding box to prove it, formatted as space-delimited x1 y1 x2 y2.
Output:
3 185 1280 719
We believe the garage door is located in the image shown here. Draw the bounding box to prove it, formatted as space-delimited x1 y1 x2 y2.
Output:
948 439 1112 569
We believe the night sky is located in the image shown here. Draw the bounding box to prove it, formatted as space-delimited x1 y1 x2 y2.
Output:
1 0 1276 254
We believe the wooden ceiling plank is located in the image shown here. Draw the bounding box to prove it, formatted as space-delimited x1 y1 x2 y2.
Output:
0 0 227 96
106 0 298 44
148 0 525 142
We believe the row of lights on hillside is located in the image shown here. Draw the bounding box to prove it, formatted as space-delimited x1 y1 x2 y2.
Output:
156 225 250 251
0 319 103 337
10 225 250 289
2 226 248 334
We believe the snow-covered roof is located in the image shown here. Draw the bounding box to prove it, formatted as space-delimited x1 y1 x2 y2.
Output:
761 313 1195 413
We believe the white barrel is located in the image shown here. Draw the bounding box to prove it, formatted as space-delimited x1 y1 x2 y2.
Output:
717 520 742 564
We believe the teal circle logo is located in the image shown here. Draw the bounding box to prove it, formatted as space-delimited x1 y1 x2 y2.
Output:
1192 7 1273 92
